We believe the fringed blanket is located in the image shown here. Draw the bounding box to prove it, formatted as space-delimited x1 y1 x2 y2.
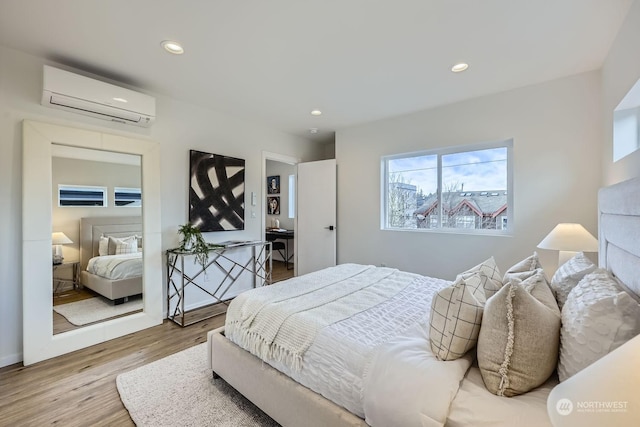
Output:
225 263 422 370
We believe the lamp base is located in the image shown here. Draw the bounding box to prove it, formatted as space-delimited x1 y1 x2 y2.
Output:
558 250 578 267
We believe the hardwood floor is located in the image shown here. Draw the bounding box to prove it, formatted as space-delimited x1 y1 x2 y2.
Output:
1 262 295 427
0 316 225 427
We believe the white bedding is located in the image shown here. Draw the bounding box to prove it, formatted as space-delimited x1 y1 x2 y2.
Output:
225 264 473 425
86 252 143 280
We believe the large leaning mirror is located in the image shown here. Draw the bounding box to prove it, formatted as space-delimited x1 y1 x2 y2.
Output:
23 120 162 365
51 145 143 335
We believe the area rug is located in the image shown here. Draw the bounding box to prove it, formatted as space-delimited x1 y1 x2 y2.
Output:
116 343 279 427
53 297 143 326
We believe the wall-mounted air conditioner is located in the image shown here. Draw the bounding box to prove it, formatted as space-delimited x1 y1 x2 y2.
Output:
41 65 156 127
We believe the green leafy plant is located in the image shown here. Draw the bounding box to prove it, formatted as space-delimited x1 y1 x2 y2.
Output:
177 223 211 268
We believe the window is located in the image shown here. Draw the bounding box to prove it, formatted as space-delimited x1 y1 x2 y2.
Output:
288 174 296 219
382 140 513 234
58 184 107 207
114 187 142 207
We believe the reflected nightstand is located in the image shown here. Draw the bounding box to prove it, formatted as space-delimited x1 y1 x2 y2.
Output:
52 261 79 294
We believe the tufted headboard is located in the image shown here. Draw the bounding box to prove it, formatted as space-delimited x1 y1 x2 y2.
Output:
598 177 640 298
79 216 142 272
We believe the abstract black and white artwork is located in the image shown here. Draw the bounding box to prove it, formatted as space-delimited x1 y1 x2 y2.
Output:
189 150 245 231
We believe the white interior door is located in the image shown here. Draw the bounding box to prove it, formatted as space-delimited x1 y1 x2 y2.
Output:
296 159 337 275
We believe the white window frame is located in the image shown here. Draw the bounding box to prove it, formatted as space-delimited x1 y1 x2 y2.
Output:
58 184 107 207
114 187 142 207
381 139 513 235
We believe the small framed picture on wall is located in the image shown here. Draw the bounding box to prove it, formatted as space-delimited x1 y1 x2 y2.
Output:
267 175 280 194
267 196 280 215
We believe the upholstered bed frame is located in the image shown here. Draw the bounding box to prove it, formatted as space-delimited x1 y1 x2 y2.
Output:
207 177 640 427
79 216 143 303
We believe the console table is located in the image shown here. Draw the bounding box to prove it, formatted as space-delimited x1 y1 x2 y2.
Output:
166 241 272 327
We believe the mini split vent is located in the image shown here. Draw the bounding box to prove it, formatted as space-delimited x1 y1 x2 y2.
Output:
41 65 156 127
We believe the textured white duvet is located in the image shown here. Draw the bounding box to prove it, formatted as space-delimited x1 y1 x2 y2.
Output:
86 252 143 280
225 264 473 426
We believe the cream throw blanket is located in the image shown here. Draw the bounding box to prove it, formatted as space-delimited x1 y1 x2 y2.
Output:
226 263 421 370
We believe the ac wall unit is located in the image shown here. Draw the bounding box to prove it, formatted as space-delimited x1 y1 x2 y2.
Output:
41 65 156 127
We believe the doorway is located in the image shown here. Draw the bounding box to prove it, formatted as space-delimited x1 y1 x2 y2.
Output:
263 152 299 281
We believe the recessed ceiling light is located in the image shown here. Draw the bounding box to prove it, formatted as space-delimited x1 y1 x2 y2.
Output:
112 97 128 103
310 109 322 116
161 40 184 55
451 63 469 73
309 128 319 134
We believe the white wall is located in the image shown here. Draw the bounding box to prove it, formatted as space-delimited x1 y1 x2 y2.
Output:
0 46 325 367
336 71 603 280
602 0 640 185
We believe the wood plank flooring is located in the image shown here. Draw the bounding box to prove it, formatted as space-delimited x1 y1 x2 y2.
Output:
1 260 294 427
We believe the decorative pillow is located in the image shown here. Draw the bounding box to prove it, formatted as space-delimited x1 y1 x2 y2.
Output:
557 268 640 382
503 252 543 283
550 252 596 309
430 271 499 361
115 237 138 255
477 270 561 396
460 256 503 299
98 235 109 256
108 235 137 255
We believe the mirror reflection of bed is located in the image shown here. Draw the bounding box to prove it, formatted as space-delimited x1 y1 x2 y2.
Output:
51 146 143 335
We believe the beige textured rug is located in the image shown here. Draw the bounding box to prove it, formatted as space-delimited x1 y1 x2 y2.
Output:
116 343 279 427
53 296 143 325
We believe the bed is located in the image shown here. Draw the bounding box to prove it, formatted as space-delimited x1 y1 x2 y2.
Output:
207 177 640 427
79 216 143 304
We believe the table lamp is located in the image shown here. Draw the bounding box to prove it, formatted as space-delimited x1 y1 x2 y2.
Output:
537 223 598 266
52 232 73 264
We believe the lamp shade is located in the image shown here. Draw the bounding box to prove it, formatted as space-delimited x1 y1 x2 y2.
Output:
537 223 598 252
51 232 73 245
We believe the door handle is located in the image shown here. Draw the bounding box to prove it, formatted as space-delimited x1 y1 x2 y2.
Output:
324 226 335 231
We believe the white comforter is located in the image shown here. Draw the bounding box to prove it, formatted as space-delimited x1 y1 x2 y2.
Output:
225 264 473 426
86 252 143 280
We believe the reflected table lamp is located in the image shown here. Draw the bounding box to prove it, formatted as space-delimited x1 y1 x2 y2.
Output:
52 232 73 265
537 223 598 266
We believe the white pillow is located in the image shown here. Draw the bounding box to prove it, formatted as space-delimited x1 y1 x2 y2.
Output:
98 235 109 256
558 268 640 382
550 252 596 309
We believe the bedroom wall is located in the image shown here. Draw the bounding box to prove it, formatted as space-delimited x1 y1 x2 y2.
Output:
602 0 640 185
335 71 603 281
0 45 326 367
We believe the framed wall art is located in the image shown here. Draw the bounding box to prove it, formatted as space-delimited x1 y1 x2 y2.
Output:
267 196 280 215
267 175 280 194
189 150 245 231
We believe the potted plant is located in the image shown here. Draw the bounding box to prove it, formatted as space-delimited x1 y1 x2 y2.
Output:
177 223 211 268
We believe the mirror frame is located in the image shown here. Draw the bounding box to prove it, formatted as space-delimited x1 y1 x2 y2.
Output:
22 120 162 365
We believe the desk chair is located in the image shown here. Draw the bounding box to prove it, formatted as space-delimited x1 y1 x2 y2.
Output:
265 234 289 270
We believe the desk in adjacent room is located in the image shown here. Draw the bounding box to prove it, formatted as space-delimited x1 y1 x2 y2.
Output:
265 229 294 269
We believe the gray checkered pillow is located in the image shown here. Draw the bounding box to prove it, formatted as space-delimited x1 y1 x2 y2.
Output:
429 271 497 361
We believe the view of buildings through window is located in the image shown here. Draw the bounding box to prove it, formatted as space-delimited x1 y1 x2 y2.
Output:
384 143 511 232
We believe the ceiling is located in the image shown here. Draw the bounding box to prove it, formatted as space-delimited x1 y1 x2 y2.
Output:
0 1 633 143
